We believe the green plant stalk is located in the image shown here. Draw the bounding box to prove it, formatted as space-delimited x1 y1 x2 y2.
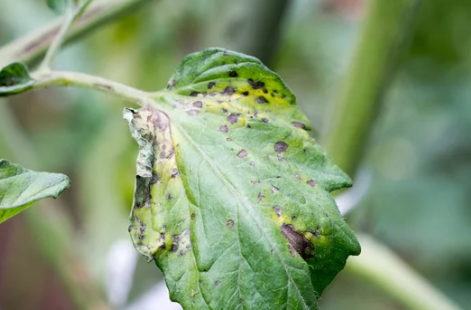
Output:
39 0 95 71
322 0 422 177
322 0 462 309
0 102 113 310
0 0 153 68
346 234 462 310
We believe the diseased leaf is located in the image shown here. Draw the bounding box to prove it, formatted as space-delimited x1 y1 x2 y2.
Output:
0 63 35 97
125 48 361 310
0 159 70 224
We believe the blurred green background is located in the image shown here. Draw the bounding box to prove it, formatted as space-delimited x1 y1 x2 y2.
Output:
0 0 470 309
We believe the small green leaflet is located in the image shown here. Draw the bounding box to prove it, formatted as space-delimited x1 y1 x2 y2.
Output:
0 159 70 224
0 62 35 97
125 48 361 310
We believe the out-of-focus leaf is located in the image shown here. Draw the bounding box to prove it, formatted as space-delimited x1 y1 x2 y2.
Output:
125 48 360 309
0 63 35 97
0 159 70 224
46 0 70 14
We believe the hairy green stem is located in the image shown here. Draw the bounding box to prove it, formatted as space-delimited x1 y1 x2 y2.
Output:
346 235 462 310
0 0 153 68
321 0 462 309
32 70 153 106
39 0 95 70
323 0 422 177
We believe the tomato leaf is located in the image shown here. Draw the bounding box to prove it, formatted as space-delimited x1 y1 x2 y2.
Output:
0 159 70 224
0 62 35 97
125 48 361 309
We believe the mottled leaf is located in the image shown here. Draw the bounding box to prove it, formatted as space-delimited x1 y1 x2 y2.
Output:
0 63 35 97
0 159 70 224
125 48 361 310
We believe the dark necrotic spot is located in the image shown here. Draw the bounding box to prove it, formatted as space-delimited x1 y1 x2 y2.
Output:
171 168 179 178
258 192 265 202
193 101 203 108
237 149 248 158
306 180 316 188
191 213 196 220
229 70 238 77
227 113 239 124
208 82 216 89
248 79 265 89
227 220 234 229
242 91 249 96
281 224 315 259
223 86 236 96
180 250 185 256
262 118 269 123
292 122 306 129
171 244 179 253
256 96 268 104
219 125 229 133
308 227 320 238
274 141 288 153
273 205 282 217
215 280 221 286
246 125 252 129
190 91 199 97
226 138 232 142
167 193 173 200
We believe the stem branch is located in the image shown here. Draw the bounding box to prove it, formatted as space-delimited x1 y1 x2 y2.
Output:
32 70 155 106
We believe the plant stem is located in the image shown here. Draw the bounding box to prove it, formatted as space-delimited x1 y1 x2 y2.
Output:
39 0 96 71
0 0 153 68
0 102 113 310
322 0 422 177
346 234 462 310
32 70 154 106
321 0 462 309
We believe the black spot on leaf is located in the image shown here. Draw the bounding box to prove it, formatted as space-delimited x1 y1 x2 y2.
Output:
292 122 306 129
227 113 239 124
229 70 238 77
256 96 268 104
193 101 203 108
306 180 316 187
227 220 234 229
274 141 288 153
208 82 216 89
248 79 265 89
219 125 229 133
189 91 199 97
237 150 248 158
223 86 236 96
281 224 315 259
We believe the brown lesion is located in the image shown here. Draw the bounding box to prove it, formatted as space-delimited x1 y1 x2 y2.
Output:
281 224 315 259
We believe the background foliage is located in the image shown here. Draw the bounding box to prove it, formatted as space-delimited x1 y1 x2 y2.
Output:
0 0 470 309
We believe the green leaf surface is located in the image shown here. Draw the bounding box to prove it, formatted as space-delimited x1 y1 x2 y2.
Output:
125 48 361 310
46 0 70 14
0 62 35 97
0 159 70 224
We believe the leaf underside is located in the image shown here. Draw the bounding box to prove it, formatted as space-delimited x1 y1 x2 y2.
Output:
0 62 35 97
125 48 361 310
0 159 70 224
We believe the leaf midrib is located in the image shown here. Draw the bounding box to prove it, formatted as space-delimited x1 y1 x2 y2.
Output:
174 122 315 310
